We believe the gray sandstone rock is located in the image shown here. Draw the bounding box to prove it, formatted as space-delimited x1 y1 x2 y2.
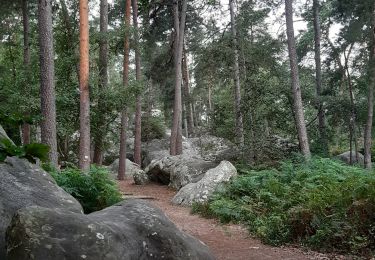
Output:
172 161 237 206
0 157 83 259
6 200 215 260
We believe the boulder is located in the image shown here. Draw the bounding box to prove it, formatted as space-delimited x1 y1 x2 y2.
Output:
142 138 198 168
0 125 14 145
190 135 239 162
133 170 150 185
110 158 144 177
172 161 237 206
6 200 215 260
0 157 83 259
145 155 218 190
336 151 365 166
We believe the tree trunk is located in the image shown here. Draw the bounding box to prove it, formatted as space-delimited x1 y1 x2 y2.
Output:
170 0 187 155
93 0 109 165
22 0 31 145
79 0 91 171
38 0 58 166
364 3 375 169
229 0 245 151
313 0 328 155
118 0 132 180
182 47 194 137
132 0 142 166
344 45 359 163
285 0 311 159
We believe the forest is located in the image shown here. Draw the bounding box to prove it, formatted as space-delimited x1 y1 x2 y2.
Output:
0 0 375 259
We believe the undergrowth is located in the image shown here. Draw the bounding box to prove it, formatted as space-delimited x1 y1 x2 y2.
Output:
50 166 122 213
192 157 375 255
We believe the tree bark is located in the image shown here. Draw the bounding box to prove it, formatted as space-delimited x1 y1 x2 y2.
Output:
285 0 311 159
118 0 132 180
93 0 109 165
313 0 328 155
170 0 187 155
344 44 359 164
79 0 91 171
229 0 245 151
132 0 142 166
38 0 58 166
182 47 194 137
22 0 31 145
364 3 375 169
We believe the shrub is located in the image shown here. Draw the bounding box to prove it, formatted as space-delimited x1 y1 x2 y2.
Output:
50 166 122 213
193 157 375 255
141 116 166 142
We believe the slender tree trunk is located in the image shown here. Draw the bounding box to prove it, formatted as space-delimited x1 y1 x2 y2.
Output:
118 0 132 180
229 0 245 151
344 45 359 163
79 0 91 171
38 0 58 166
132 0 142 165
170 0 187 155
285 0 311 159
182 47 194 137
364 3 375 169
22 0 31 145
93 0 109 165
313 0 328 155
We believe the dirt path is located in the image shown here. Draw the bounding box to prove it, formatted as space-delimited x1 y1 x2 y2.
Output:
119 179 343 260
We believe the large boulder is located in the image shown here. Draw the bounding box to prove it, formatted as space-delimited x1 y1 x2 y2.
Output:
336 151 365 166
145 155 218 190
6 200 215 260
142 139 198 168
0 157 83 259
172 161 237 206
189 135 239 162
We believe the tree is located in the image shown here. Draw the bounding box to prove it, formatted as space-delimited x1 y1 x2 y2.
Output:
364 2 375 169
312 0 328 155
38 0 58 166
285 0 311 159
170 0 187 156
21 0 31 145
118 0 132 180
229 0 245 151
93 0 109 165
79 0 90 171
132 0 142 166
182 46 194 137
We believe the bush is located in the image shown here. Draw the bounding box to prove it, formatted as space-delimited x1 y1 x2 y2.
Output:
50 166 122 213
193 157 375 255
141 116 166 142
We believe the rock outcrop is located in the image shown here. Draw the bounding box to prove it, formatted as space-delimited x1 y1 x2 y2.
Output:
0 125 14 145
172 161 237 206
145 155 218 190
6 200 215 260
336 151 365 166
0 157 83 259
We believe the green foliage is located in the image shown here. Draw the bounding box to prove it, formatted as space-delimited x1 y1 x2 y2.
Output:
141 115 166 142
0 138 49 163
194 158 375 254
50 166 122 214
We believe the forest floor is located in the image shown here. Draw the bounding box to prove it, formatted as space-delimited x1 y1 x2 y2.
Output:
118 179 349 260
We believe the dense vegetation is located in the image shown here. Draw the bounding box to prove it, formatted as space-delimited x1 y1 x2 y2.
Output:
1 0 375 256
50 166 122 213
193 158 375 255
